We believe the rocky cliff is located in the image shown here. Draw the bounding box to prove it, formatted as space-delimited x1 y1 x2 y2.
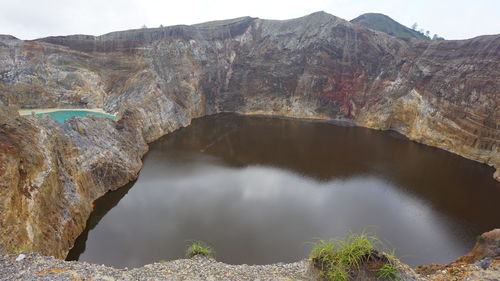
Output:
0 11 499 262
0 106 147 257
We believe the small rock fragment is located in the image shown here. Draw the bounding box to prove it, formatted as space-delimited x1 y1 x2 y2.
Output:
15 254 26 261
475 257 492 270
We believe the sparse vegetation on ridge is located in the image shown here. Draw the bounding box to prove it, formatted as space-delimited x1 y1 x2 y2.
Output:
351 13 429 39
351 13 444 40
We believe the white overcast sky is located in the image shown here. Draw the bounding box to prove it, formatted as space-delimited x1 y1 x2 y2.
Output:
0 0 499 40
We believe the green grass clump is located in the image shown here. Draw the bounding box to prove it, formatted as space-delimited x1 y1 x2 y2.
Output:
309 232 374 281
376 263 399 280
325 267 349 281
309 232 399 281
185 241 215 258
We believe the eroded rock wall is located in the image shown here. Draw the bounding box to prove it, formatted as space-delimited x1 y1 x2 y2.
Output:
0 106 147 257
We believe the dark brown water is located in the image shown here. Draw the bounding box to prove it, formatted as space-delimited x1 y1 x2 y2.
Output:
67 114 500 268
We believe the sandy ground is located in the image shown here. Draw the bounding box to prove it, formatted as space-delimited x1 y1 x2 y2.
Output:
18 108 114 116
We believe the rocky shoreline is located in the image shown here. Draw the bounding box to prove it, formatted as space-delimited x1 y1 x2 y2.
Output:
2 255 312 281
1 229 499 281
0 256 497 281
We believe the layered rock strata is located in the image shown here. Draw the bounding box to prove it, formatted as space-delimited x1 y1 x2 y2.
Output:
0 11 499 262
0 106 147 258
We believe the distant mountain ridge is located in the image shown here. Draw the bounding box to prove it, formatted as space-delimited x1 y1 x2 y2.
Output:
351 13 428 39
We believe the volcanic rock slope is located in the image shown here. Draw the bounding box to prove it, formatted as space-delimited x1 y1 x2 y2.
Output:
0 12 499 259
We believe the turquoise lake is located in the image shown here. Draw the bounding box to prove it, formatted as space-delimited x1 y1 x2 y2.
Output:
32 110 115 123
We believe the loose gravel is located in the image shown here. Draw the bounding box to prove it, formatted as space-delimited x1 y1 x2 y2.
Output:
0 253 313 281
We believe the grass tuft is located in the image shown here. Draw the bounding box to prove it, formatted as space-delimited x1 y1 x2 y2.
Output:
309 232 399 281
376 263 399 280
185 240 215 258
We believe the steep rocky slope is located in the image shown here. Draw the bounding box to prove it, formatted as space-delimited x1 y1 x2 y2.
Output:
0 106 147 258
0 11 499 265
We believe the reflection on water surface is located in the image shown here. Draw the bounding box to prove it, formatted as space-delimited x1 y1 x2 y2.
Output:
68 114 500 268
